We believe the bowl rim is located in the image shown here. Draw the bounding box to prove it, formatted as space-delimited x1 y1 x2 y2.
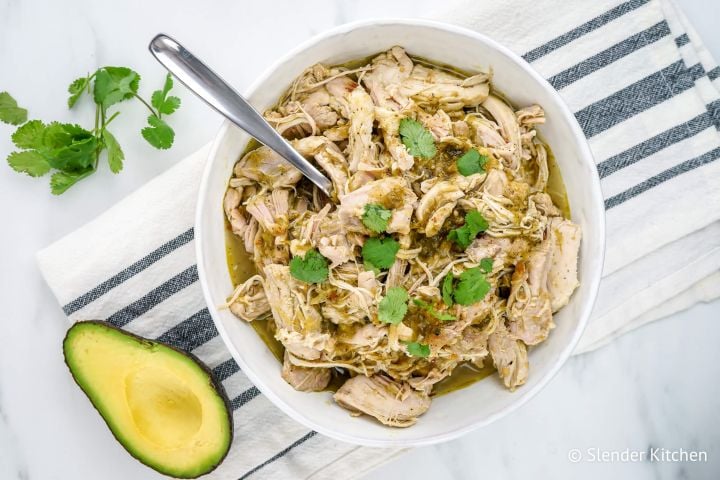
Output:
196 17 606 447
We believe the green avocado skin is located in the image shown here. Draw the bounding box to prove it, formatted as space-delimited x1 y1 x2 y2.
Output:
63 320 233 479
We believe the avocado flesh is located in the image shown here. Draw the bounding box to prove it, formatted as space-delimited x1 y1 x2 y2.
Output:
63 321 232 478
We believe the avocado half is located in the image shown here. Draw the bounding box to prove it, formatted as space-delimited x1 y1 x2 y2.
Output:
63 321 233 478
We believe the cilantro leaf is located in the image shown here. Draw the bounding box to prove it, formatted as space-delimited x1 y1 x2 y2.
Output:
441 274 455 307
11 120 46 149
447 229 468 249
456 149 488 176
7 150 51 177
93 67 140 109
362 236 400 270
67 75 91 108
363 261 381 276
362 203 392 233
151 74 181 116
434 310 456 322
480 257 493 274
413 298 455 321
405 342 430 358
378 287 409 325
0 92 28 125
454 267 491 306
289 249 329 283
41 123 97 171
103 130 124 173
151 73 172 107
465 210 489 231
141 115 175 149
42 122 86 149
399 118 436 159
47 136 98 171
448 210 489 249
158 96 181 116
50 168 93 195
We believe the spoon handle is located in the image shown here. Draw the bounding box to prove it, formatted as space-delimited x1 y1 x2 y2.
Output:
148 33 333 196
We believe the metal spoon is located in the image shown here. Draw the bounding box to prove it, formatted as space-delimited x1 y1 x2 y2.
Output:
148 33 333 196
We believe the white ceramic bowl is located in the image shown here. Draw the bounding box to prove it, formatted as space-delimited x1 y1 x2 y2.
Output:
196 19 605 447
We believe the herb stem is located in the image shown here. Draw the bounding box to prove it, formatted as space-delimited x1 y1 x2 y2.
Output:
93 105 100 135
85 72 97 94
95 108 106 168
133 93 158 118
103 111 121 129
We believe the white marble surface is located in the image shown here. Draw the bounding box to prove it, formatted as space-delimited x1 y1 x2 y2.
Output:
0 0 718 479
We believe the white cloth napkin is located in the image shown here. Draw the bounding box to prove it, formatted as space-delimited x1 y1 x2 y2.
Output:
37 0 720 478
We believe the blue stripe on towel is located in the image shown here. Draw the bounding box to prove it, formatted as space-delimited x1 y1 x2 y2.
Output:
105 265 199 328
522 0 651 62
237 431 318 480
547 21 671 90
63 227 194 315
605 147 720 209
575 61 706 138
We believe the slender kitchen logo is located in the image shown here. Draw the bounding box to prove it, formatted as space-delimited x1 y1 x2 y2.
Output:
567 447 708 463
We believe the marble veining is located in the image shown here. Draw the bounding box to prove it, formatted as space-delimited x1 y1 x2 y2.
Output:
0 0 718 479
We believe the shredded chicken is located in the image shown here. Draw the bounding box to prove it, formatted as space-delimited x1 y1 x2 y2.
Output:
415 180 465 236
334 375 431 427
547 217 582 311
338 177 418 235
224 47 582 428
224 274 269 321
293 136 350 197
281 352 331 392
233 145 303 189
489 322 529 390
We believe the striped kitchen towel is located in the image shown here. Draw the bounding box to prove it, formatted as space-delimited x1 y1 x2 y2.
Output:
37 0 720 478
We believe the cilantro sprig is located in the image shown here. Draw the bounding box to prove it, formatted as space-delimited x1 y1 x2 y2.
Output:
399 118 436 159
289 249 329 283
362 236 400 270
378 287 409 324
442 267 491 306
479 257 494 274
448 210 489 249
142 73 181 149
362 203 392 233
456 149 488 176
7 121 99 194
2 70 182 194
405 341 430 358
413 298 456 321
